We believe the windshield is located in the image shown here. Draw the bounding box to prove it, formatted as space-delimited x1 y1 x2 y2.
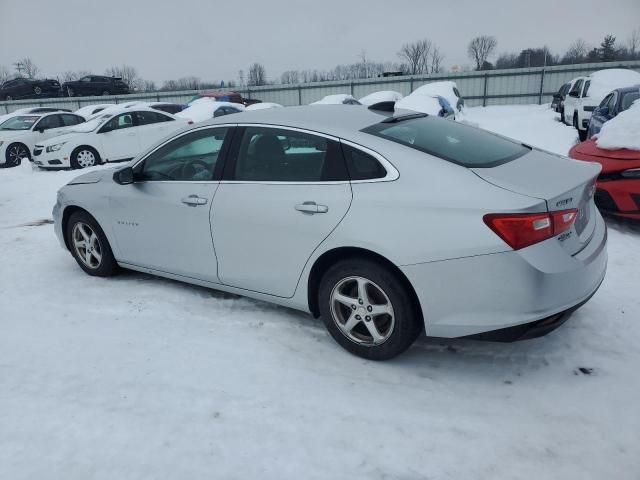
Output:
621 92 640 111
363 116 530 168
0 115 39 131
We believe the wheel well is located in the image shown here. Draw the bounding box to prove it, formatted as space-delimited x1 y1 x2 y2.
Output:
61 205 90 251
307 247 423 321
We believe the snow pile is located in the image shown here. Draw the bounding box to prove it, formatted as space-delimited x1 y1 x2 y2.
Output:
412 81 461 111
586 69 640 102
74 103 115 119
358 90 403 106
311 94 359 105
245 102 283 111
176 100 245 123
595 99 640 150
394 94 442 115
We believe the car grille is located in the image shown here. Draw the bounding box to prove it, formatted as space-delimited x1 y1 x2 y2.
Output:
594 188 618 212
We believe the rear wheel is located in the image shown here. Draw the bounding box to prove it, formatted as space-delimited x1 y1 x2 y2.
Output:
34 86 42 95
574 114 587 141
102 90 110 96
5 94 13 101
66 211 118 277
70 146 100 169
3 143 30 167
318 259 422 360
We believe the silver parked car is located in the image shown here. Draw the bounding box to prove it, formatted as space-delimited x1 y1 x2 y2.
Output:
53 106 607 360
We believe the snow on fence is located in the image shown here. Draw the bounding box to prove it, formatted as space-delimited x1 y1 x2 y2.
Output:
2 60 640 114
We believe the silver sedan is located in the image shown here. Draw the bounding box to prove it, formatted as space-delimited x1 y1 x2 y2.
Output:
53 105 607 360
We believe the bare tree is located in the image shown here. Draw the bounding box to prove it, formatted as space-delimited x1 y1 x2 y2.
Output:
467 36 497 70
562 39 589 63
628 28 640 59
0 65 12 84
14 57 40 78
105 65 141 89
142 80 157 92
398 39 432 74
429 46 444 73
175 76 200 90
281 70 300 84
59 70 91 82
247 63 266 86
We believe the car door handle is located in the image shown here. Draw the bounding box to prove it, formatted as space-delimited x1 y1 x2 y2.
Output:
181 195 208 206
295 201 328 214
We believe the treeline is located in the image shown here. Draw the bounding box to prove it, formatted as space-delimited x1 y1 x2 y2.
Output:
2 28 639 91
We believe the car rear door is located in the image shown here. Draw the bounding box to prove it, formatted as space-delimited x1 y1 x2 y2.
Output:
133 111 179 149
109 127 229 281
210 126 352 298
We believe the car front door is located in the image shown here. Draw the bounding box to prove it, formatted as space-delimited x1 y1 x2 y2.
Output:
210 126 352 298
29 114 68 150
133 111 179 149
109 127 229 282
96 112 141 161
76 76 92 95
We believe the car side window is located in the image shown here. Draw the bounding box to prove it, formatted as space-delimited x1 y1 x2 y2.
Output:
582 80 591 97
102 113 135 131
606 93 618 112
138 128 229 182
569 80 582 96
135 111 173 126
233 127 347 182
621 91 640 112
341 144 387 180
599 94 612 108
33 115 62 131
80 76 91 83
60 114 84 126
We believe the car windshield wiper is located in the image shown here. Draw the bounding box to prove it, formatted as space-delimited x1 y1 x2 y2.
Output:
381 112 428 123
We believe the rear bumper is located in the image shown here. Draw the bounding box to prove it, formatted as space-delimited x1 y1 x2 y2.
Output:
400 211 607 338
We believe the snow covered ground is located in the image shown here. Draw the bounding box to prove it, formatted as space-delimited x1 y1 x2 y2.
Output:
1 105 639 480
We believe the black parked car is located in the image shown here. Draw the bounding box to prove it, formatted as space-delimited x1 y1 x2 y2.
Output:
551 82 571 114
62 75 130 97
0 78 62 101
587 85 640 138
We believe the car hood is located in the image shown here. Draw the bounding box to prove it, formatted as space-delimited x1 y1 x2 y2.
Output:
38 131 84 146
569 139 640 173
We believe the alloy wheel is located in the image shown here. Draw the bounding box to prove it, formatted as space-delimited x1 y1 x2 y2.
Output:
330 276 395 345
76 150 96 168
7 144 27 166
34 86 42 95
72 222 102 269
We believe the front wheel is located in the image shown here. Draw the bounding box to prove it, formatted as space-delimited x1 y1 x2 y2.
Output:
318 259 422 360
66 87 74 97
102 90 110 96
70 146 100 169
3 143 30 167
34 86 42 95
66 211 118 277
5 94 13 101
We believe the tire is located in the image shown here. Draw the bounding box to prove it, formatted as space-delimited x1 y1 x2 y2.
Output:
574 114 587 141
66 210 118 277
66 87 74 97
102 90 110 96
318 258 422 360
2 143 30 167
70 146 100 169
34 86 42 95
5 95 13 101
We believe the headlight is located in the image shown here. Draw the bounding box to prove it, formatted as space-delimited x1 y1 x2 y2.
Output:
46 142 66 153
621 168 640 179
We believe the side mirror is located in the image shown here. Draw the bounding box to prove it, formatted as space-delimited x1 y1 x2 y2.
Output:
113 166 134 185
37 127 45 133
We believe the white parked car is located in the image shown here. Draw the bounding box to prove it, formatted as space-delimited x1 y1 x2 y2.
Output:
33 107 190 169
563 69 640 140
0 111 85 167
311 94 362 105
176 99 244 123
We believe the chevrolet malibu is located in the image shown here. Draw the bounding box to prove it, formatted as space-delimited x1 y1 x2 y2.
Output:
53 106 607 360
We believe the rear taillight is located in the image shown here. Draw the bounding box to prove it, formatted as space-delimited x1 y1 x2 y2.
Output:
483 209 578 250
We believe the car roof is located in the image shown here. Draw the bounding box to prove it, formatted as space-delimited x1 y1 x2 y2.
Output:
203 105 387 139
613 84 640 93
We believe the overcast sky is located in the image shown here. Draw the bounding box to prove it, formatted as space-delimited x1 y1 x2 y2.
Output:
1 0 639 84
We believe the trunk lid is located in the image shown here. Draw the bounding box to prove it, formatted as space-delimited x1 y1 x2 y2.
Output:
472 149 601 255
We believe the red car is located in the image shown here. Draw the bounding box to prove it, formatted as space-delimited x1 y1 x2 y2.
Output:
569 138 640 220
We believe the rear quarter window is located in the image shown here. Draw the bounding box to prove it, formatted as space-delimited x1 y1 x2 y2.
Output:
362 116 529 168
